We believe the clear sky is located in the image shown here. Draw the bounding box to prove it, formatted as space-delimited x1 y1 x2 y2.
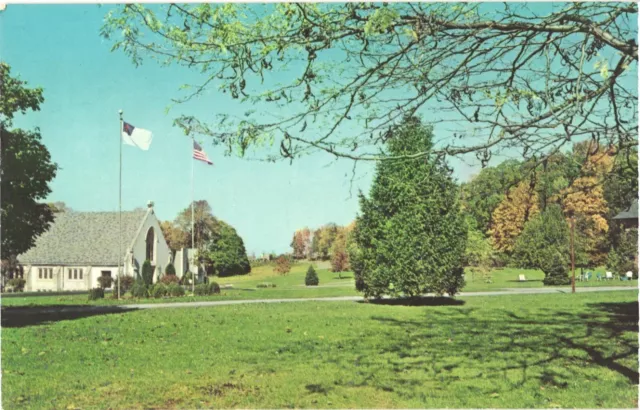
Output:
2 3 635 255
2 4 386 255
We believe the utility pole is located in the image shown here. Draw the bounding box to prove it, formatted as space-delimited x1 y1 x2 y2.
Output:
570 216 576 294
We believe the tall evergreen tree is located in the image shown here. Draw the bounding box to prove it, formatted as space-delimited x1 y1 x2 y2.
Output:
349 117 467 298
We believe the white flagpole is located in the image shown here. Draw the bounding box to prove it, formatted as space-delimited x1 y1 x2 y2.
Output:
118 109 123 300
191 137 195 295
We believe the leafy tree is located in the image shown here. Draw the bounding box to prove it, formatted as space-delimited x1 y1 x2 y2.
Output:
290 227 311 259
204 220 251 277
274 255 291 275
103 3 637 167
330 224 353 277
1 63 58 260
174 200 217 252
305 265 319 286
461 160 523 234
141 259 154 286
349 117 467 298
604 147 639 219
551 142 615 266
512 205 571 285
463 219 494 268
603 146 638 251
533 153 575 212
607 228 638 278
489 177 540 253
172 200 250 277
559 176 610 266
160 220 189 252
311 224 339 260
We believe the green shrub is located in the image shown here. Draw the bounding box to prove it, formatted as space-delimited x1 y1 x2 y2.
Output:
160 274 179 285
130 281 149 298
207 281 220 295
194 282 220 296
542 252 571 286
7 278 26 292
150 283 168 298
113 275 135 295
165 263 176 276
167 283 185 297
194 283 208 296
141 260 154 286
305 265 319 286
256 282 277 288
97 275 113 289
88 287 105 300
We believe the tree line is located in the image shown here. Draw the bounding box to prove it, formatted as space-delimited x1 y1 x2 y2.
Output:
461 140 637 279
290 222 356 273
160 200 251 277
291 117 637 296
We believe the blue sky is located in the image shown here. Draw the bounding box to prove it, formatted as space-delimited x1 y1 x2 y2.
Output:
2 3 635 254
2 4 383 255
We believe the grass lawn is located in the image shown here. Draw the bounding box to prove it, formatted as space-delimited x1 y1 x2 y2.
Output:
2 263 636 307
2 290 637 409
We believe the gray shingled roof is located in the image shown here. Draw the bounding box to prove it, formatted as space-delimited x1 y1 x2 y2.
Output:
18 210 149 266
613 200 638 221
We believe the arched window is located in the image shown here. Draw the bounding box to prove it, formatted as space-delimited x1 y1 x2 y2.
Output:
145 227 155 262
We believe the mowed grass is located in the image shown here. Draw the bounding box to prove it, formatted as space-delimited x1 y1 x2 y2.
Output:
2 264 636 307
462 266 639 291
2 290 637 409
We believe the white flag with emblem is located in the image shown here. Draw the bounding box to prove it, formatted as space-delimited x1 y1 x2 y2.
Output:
121 121 153 150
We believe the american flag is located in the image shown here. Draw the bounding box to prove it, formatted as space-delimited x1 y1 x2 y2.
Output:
193 141 213 165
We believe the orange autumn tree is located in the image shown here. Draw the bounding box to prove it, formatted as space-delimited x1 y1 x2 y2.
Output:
489 178 540 253
556 142 614 266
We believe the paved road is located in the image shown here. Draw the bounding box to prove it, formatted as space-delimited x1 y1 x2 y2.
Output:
3 286 635 317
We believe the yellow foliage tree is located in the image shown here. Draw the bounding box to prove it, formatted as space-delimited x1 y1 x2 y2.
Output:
489 180 540 253
557 143 614 265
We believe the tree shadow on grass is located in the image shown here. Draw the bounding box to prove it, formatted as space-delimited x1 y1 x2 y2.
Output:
1 305 138 328
359 296 465 307
332 275 353 280
318 297 639 403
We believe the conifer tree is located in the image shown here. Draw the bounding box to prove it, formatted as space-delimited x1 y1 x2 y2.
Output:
349 117 467 298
